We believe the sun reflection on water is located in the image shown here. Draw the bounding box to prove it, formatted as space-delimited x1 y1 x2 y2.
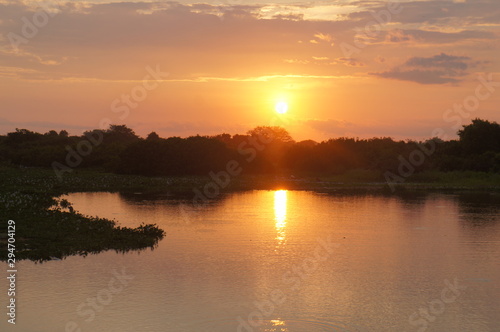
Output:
274 190 288 248
267 319 288 331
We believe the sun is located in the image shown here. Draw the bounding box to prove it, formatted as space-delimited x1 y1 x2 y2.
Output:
275 101 288 114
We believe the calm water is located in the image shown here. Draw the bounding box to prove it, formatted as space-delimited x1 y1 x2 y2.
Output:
2 190 500 332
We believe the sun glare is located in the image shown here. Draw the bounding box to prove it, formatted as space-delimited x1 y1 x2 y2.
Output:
275 101 288 114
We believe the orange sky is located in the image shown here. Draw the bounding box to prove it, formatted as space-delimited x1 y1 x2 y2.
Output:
1 0 499 141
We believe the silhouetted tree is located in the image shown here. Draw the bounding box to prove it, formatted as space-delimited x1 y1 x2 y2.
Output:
45 130 58 137
146 132 160 140
105 124 139 143
247 126 294 143
6 129 42 144
458 119 500 154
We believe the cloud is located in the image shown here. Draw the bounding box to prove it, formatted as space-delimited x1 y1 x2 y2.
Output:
284 58 310 64
174 74 353 82
372 53 479 84
309 32 336 46
406 53 471 70
312 56 329 61
0 1 361 81
283 56 364 67
382 28 496 45
375 69 463 85
272 13 304 21
348 0 500 26
385 29 418 43
314 32 333 43
0 1 498 85
333 57 365 67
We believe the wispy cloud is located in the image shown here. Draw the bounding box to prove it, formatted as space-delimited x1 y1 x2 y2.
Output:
170 74 356 82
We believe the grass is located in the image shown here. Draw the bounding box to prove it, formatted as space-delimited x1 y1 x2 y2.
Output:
1 166 499 262
232 169 500 192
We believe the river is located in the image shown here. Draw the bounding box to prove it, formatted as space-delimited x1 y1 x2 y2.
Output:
2 190 499 332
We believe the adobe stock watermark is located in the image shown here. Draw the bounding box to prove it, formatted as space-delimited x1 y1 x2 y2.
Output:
340 1 403 57
405 278 466 332
385 73 500 191
178 114 290 224
7 0 62 53
52 65 169 181
237 234 340 332
65 268 135 332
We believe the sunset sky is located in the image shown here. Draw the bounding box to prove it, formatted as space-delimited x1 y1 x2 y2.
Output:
1 0 499 141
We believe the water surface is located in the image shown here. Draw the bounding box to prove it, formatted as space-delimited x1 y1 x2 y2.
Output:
2 190 499 332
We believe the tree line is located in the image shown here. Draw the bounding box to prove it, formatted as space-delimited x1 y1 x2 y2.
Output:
0 119 499 179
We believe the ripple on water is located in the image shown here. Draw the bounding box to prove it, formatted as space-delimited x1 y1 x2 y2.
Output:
193 317 368 332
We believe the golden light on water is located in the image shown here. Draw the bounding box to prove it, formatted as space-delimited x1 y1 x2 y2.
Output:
270 319 286 326
274 190 288 247
269 319 288 331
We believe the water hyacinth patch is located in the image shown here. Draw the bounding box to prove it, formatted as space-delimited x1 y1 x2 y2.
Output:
0 167 165 262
